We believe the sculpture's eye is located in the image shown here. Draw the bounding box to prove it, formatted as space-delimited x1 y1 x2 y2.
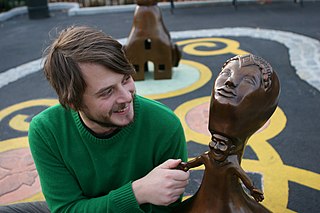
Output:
243 76 256 85
220 69 231 77
209 140 218 149
218 142 228 152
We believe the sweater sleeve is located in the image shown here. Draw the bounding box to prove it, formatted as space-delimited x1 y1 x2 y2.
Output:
158 120 188 164
159 119 188 209
28 119 145 213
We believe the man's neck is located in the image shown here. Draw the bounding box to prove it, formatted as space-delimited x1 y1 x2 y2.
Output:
78 112 119 139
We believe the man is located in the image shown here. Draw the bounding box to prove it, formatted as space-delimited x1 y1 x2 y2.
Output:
25 26 189 212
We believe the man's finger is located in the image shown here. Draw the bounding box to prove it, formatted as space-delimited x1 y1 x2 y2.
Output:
158 159 182 169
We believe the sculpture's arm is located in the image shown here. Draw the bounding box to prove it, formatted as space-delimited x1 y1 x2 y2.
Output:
176 155 204 172
231 157 264 202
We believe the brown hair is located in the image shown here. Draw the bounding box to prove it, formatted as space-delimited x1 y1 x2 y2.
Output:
43 26 135 110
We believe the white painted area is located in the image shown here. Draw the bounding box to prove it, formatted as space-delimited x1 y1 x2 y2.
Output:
0 59 43 89
135 63 200 96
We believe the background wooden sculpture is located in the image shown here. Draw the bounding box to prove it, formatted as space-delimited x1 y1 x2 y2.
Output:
123 0 181 81
175 54 280 212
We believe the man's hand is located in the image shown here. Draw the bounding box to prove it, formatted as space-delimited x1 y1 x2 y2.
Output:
176 162 189 172
132 159 190 206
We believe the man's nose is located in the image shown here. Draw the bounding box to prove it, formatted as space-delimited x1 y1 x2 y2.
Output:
117 86 132 103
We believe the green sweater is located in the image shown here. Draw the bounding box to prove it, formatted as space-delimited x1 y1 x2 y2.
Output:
28 95 187 213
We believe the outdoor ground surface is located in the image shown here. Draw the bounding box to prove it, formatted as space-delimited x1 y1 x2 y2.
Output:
0 1 319 212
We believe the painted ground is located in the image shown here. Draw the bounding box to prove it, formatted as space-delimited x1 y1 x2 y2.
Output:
1 1 319 212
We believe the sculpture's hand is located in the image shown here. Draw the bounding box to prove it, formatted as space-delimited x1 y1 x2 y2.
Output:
132 159 190 206
175 162 189 172
251 188 264 202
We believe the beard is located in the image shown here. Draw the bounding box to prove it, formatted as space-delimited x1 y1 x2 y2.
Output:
82 105 134 129
80 94 135 132
84 113 120 129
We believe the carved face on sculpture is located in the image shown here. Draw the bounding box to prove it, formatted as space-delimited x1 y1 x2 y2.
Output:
209 134 235 162
214 59 262 106
209 54 280 152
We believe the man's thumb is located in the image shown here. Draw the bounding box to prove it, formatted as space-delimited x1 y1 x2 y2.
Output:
159 159 182 169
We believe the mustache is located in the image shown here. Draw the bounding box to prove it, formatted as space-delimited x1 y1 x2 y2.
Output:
110 92 135 115
114 103 128 111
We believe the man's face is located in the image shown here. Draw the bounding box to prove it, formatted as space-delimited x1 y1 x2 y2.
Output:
78 63 136 134
214 60 262 106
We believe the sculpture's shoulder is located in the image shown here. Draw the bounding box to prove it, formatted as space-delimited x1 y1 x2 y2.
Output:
226 154 240 165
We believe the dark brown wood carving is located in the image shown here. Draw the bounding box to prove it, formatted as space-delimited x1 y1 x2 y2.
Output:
175 54 280 213
123 0 181 81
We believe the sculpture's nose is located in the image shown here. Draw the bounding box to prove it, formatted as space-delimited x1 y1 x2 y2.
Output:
225 77 237 88
213 142 219 149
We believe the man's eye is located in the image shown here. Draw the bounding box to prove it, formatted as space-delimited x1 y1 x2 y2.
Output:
102 88 113 97
122 75 131 84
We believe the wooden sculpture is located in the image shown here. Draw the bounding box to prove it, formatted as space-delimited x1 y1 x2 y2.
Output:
123 0 181 81
175 54 280 213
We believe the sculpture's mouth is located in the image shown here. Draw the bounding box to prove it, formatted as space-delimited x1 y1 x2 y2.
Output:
212 150 226 162
216 87 236 98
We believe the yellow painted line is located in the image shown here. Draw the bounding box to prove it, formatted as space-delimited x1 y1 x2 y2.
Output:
0 99 58 121
176 37 248 56
11 192 45 204
0 137 29 152
8 114 29 132
0 99 58 133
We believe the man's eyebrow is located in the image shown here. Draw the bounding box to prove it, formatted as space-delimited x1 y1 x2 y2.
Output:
95 86 113 96
94 75 127 96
